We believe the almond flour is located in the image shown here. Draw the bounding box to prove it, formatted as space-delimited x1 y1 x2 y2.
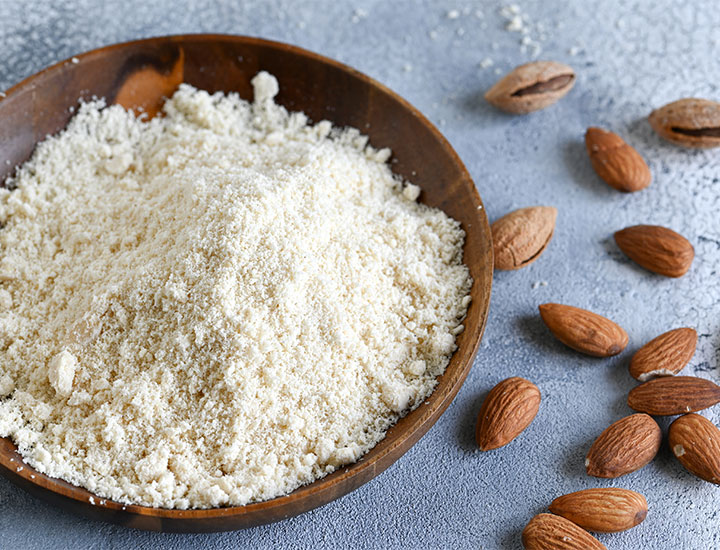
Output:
0 73 472 509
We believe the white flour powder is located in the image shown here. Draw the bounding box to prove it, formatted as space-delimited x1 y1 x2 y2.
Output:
0 73 472 508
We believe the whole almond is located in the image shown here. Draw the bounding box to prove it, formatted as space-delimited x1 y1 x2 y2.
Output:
585 413 661 478
669 413 720 484
628 376 720 416
492 206 557 270
485 61 575 114
549 488 648 533
629 327 697 381
649 98 720 148
614 224 694 278
585 127 651 192
538 303 628 357
522 513 606 550
475 377 541 451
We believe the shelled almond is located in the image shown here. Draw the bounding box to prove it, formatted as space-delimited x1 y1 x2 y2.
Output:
475 377 541 451
522 513 606 550
585 127 651 192
669 414 720 484
614 224 694 277
549 488 647 533
585 414 661 478
538 303 628 357
627 376 720 416
629 327 697 381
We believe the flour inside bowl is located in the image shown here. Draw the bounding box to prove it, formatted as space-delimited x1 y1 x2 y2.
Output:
0 72 472 509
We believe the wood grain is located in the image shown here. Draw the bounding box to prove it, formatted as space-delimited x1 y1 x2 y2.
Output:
0 34 492 532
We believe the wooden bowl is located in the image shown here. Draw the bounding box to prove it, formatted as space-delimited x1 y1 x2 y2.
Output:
0 34 493 532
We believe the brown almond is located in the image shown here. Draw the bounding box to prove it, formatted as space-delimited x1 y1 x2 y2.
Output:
485 61 575 114
521 513 606 550
585 413 661 478
538 303 628 357
649 98 720 148
669 413 720 484
614 224 694 278
549 488 648 533
492 206 557 270
475 377 541 451
585 127 651 192
628 376 720 416
629 327 697 381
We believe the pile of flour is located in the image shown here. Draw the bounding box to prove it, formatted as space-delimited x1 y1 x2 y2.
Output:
0 72 472 509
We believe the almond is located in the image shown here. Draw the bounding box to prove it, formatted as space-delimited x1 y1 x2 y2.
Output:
629 327 697 381
649 98 720 148
521 513 606 550
485 61 575 114
669 413 720 484
538 303 628 357
614 224 694 278
549 488 648 533
585 413 661 478
475 377 541 451
584 127 651 192
628 376 720 416
492 206 557 270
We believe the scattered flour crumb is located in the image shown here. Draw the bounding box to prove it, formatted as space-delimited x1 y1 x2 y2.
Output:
351 8 368 23
479 57 494 69
70 57 79 64
446 9 460 19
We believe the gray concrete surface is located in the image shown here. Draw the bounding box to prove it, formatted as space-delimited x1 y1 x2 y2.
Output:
1 0 719 548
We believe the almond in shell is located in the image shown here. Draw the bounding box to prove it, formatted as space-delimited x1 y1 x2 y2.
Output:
628 376 720 416
585 413 661 478
649 98 720 148
629 327 697 381
614 224 694 278
475 377 541 451
522 513 606 550
669 413 720 484
585 127 651 192
549 488 648 533
538 303 628 357
492 206 557 270
485 61 575 114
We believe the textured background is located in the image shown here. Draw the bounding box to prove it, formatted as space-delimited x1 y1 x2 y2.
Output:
1 1 719 548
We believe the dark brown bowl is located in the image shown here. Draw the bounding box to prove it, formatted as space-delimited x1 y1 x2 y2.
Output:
0 34 492 532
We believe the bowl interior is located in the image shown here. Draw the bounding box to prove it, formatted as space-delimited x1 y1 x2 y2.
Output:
0 34 492 532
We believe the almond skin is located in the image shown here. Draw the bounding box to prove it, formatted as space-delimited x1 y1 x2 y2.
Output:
538 303 628 357
549 488 648 533
629 327 697 381
522 513 606 550
485 61 575 114
614 224 694 278
628 376 720 416
669 413 720 484
649 98 720 148
475 377 541 451
585 127 651 192
586 413 661 478
492 206 557 270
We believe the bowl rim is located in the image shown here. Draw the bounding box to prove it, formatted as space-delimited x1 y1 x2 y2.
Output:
0 33 493 531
